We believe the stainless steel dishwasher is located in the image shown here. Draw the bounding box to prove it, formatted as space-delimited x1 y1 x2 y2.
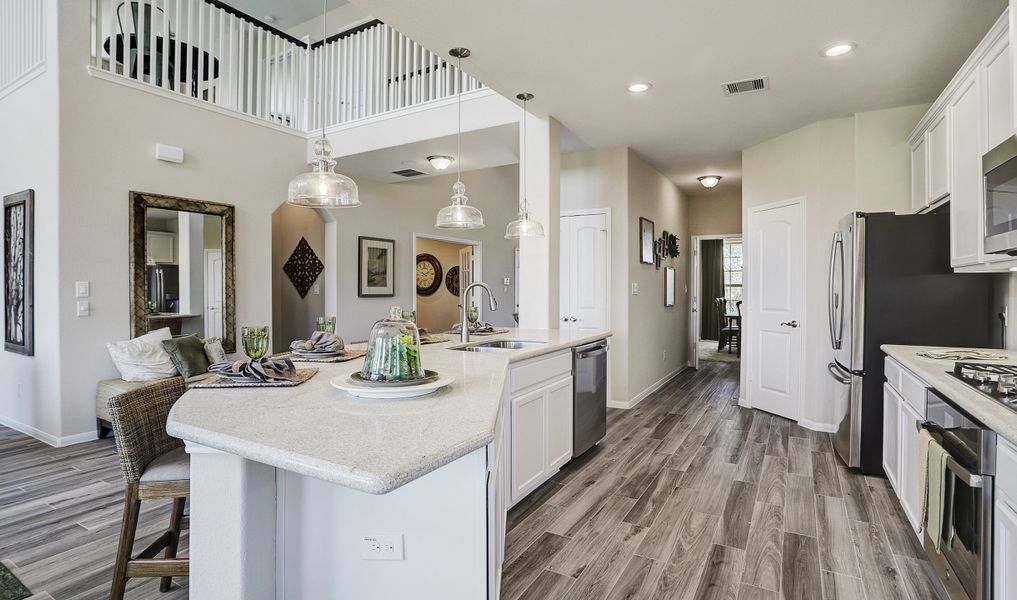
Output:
573 339 608 457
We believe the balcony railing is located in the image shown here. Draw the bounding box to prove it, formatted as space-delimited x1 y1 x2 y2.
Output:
88 0 483 132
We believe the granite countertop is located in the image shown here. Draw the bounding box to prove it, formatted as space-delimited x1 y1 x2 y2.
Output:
167 328 611 494
881 344 1017 445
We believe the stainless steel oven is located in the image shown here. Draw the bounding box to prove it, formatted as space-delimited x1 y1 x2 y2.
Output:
921 389 996 600
983 135 1017 255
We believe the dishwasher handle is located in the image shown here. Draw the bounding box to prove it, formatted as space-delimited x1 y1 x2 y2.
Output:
576 347 608 359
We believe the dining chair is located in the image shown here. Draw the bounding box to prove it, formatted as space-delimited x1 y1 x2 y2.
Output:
116 2 174 84
731 301 743 356
107 377 189 600
715 298 733 351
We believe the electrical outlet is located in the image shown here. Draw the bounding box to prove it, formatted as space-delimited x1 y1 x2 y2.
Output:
312 283 320 295
360 534 404 560
663 350 667 361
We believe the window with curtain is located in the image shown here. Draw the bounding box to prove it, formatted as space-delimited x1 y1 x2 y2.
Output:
723 240 742 312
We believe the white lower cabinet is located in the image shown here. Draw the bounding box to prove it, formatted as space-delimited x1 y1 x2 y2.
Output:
509 351 574 505
882 383 901 493
996 496 1017 600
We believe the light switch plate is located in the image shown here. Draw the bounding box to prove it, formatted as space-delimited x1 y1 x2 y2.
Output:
312 283 320 295
75 281 90 298
360 534 404 560
631 283 639 295
76 301 90 317
503 277 511 286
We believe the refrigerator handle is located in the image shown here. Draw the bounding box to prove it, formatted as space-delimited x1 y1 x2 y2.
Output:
828 232 843 350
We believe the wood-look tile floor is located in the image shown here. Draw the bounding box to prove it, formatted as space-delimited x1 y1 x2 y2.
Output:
0 427 188 600
502 361 947 600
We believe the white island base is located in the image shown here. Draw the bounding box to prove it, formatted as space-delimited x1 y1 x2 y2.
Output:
186 443 490 600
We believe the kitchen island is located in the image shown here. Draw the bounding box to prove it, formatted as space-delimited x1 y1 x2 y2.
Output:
167 328 610 600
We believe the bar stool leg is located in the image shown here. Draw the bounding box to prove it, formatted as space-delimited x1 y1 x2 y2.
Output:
111 484 141 600
160 497 187 592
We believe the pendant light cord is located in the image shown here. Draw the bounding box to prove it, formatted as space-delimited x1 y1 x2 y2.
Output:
320 0 326 144
456 55 462 183
521 97 527 215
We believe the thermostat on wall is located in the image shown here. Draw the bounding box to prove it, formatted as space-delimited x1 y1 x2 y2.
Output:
155 144 184 164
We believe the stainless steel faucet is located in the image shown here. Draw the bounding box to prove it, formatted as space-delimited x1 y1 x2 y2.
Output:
461 282 498 343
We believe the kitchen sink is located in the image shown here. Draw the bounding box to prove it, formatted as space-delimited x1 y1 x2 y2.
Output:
452 340 546 352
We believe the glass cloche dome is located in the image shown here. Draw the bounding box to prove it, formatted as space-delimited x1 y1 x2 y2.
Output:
361 307 425 382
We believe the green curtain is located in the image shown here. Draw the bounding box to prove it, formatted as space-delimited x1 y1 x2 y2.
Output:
700 239 725 340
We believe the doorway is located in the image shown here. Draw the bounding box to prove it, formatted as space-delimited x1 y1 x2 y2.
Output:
560 209 610 332
412 234 482 334
690 234 742 369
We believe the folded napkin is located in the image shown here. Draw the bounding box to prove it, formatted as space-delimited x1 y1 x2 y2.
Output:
209 356 300 382
451 321 495 334
290 331 345 353
917 349 1008 361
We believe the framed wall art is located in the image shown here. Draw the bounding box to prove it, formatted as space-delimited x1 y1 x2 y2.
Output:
4 189 34 356
639 217 654 265
358 236 395 297
664 267 676 307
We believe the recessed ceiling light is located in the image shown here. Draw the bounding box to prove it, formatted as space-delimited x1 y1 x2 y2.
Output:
697 175 722 189
822 42 856 57
264 15 276 23
627 82 653 93
427 155 454 170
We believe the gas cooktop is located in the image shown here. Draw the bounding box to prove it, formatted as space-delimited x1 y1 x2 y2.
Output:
951 362 1017 411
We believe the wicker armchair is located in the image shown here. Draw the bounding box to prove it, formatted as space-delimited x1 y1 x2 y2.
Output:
107 377 189 599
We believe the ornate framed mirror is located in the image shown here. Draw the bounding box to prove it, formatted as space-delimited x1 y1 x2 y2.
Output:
129 191 237 352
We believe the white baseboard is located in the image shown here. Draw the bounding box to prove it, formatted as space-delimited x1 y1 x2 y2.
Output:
798 418 837 433
609 366 687 410
0 415 98 447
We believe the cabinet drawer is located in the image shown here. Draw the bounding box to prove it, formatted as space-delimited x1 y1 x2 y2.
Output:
510 352 572 394
899 368 927 417
999 437 1017 506
885 357 903 394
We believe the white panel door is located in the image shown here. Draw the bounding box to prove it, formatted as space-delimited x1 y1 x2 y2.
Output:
927 111 951 204
205 250 224 339
910 138 928 214
996 496 1017 600
899 400 923 533
560 213 608 331
545 377 574 471
882 383 901 494
985 35 1013 151
746 200 804 421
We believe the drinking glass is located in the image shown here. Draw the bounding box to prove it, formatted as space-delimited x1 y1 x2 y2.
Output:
242 326 269 359
315 316 336 333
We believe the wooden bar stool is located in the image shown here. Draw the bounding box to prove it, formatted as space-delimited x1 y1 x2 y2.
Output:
107 377 190 600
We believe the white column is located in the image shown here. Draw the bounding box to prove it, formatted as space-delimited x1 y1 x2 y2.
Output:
187 444 277 600
518 114 561 329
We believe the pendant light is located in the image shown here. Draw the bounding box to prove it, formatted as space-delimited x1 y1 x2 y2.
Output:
287 0 360 208
435 47 484 229
505 93 545 239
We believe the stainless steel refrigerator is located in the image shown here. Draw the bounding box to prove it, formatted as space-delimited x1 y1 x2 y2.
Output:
828 211 1002 473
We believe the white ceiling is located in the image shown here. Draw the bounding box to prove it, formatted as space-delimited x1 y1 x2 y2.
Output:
344 0 1006 194
220 0 348 30
338 123 520 184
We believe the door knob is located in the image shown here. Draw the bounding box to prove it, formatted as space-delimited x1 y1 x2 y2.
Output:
561 316 569 322
780 320 799 328
569 317 578 322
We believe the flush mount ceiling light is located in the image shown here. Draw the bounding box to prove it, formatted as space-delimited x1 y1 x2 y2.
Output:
505 93 545 239
287 0 360 208
697 175 722 188
822 42 856 57
427 155 454 171
627 82 653 93
435 47 484 229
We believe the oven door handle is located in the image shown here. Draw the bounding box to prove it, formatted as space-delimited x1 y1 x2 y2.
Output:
916 421 986 488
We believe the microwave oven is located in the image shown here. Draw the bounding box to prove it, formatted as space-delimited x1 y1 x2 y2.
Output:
984 135 1017 255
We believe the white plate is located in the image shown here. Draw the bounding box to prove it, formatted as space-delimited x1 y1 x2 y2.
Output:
329 372 455 399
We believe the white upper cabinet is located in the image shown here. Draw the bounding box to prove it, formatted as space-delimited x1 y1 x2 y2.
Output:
927 111 952 204
985 34 1013 150
950 73 983 267
910 138 928 214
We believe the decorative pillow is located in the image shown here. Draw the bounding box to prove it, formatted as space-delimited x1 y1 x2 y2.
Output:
203 337 228 364
106 328 179 382
161 335 211 379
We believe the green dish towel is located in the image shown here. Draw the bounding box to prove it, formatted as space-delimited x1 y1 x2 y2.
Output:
922 432 952 553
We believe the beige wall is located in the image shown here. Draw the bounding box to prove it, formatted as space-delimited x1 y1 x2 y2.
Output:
414 237 471 334
272 204 327 352
561 147 690 406
688 192 742 236
741 104 927 429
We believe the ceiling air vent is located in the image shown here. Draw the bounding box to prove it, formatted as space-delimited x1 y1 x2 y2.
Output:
391 168 426 178
722 76 769 96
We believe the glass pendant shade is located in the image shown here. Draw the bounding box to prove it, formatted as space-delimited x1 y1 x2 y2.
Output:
288 139 360 208
505 201 544 239
436 180 484 229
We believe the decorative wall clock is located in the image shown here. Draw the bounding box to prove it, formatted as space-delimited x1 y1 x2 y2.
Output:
416 253 443 296
445 265 461 297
